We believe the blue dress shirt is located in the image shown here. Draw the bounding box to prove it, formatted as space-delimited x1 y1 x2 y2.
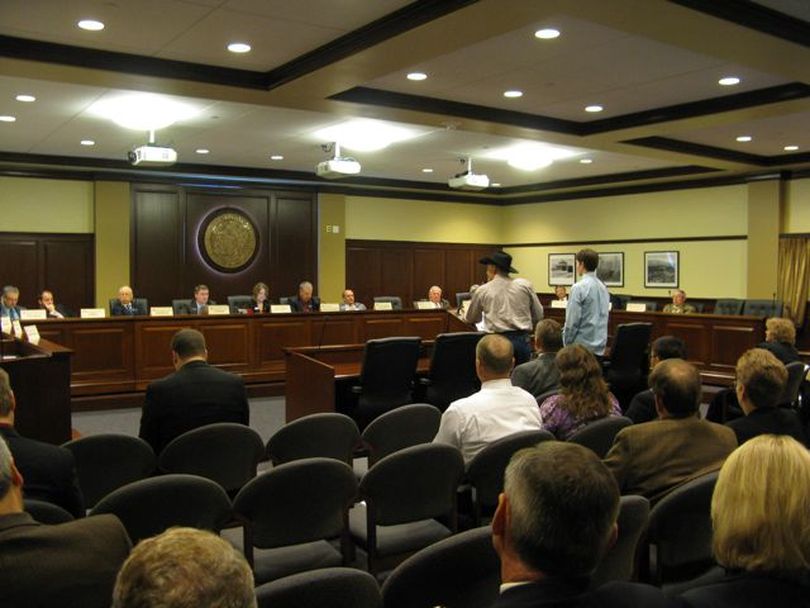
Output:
563 272 609 355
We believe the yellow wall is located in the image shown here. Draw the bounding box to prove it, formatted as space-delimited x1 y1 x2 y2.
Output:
746 180 780 298
783 178 810 234
94 181 131 307
318 193 346 302
0 176 94 233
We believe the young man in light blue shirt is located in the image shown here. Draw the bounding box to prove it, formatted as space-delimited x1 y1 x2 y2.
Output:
563 249 609 356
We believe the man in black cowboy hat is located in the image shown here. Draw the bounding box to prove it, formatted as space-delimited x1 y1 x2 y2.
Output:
465 251 543 364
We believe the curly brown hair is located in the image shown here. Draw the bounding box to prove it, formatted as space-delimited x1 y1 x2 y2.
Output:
555 344 613 421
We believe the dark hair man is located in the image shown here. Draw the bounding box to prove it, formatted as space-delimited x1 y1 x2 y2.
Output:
38 289 71 318
511 319 562 398
563 249 609 356
624 336 687 424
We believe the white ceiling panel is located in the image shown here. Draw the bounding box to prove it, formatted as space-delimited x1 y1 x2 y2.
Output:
222 0 413 30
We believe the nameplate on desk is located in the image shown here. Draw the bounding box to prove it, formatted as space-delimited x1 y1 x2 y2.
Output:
415 301 435 310
20 309 47 320
206 304 230 315
11 320 23 338
1 317 10 335
373 302 393 311
626 303 647 312
23 324 40 345
80 308 106 318
320 303 340 312
550 300 567 309
271 304 292 314
150 306 174 317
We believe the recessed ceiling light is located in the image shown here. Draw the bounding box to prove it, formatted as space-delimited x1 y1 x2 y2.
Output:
736 135 752 142
227 42 251 54
491 182 502 187
407 72 427 81
718 76 741 86
421 168 434 173
784 145 799 151
579 158 593 164
534 28 560 39
270 154 284 160
77 19 105 31
503 90 523 98
15 94 36 103
585 105 603 113
0 115 16 123
88 93 199 131
195 148 210 154
80 139 95 146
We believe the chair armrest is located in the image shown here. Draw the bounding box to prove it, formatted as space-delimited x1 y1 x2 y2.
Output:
350 385 363 395
418 377 432 386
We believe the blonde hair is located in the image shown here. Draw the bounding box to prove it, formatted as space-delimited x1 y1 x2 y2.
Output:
712 435 810 572
765 317 796 345
735 348 787 409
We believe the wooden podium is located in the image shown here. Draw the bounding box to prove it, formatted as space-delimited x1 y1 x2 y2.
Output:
0 335 73 444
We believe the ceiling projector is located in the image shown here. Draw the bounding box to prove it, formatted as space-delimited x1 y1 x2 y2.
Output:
316 142 360 179
128 144 177 166
448 158 489 191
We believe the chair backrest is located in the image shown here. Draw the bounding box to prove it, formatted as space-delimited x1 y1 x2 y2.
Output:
233 458 357 549
381 526 500 608
90 473 233 544
567 416 633 459
781 361 806 406
372 296 402 310
62 433 156 508
24 498 75 525
227 294 253 313
610 294 630 310
742 299 783 317
590 495 650 588
609 323 652 372
158 423 265 493
645 470 719 584
357 337 421 407
279 296 290 305
455 292 471 308
361 403 442 467
424 332 483 411
713 299 743 315
466 430 555 515
360 443 464 526
171 298 189 315
691 302 705 313
256 567 381 608
266 413 360 466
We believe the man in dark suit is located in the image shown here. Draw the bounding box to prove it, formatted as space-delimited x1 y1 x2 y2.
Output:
178 284 217 315
111 285 147 316
0 434 131 607
0 285 24 321
727 348 807 446
0 368 84 517
511 318 562 398
139 328 250 453
38 289 72 318
289 280 320 313
624 336 687 424
492 442 672 607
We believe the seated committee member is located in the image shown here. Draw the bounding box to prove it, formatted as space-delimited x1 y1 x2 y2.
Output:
433 334 541 464
111 285 147 316
554 285 568 301
139 329 249 453
726 348 807 446
427 285 450 309
340 288 366 311
511 319 562 399
757 316 800 364
539 345 622 440
178 284 216 315
251 282 270 314
604 359 737 503
0 369 84 517
38 289 71 318
0 285 24 321
289 280 320 313
0 435 131 608
624 336 687 424
663 289 696 314
113 527 255 608
679 435 810 608
492 442 672 608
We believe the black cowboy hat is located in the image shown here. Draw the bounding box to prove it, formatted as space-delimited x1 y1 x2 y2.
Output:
479 251 518 274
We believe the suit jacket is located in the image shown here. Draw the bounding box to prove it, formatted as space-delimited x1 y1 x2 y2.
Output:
756 340 800 365
511 352 560 399
177 299 218 315
0 304 24 320
139 360 250 453
289 295 321 313
111 300 147 316
0 426 84 518
0 512 131 608
41 303 73 318
679 570 810 608
493 579 677 607
603 416 737 503
726 406 808 446
624 389 657 424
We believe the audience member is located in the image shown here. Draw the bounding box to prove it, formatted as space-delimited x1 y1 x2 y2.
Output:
139 329 249 453
563 249 609 356
289 280 320 313
340 288 366 311
251 282 270 313
624 336 687 424
38 289 71 318
433 334 541 464
111 285 146 316
554 285 568 301
0 434 131 607
427 285 450 309
465 252 543 365
511 319 562 398
726 348 807 446
757 317 800 364
491 442 672 607
539 344 621 439
113 527 255 608
662 289 696 314
0 368 84 517
679 435 810 607
179 284 215 315
0 285 24 321
604 359 737 503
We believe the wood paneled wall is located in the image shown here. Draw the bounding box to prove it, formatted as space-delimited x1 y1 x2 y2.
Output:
0 232 94 312
132 185 317 307
346 240 497 309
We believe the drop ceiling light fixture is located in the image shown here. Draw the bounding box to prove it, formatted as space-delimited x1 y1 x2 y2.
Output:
195 148 210 154
15 94 36 103
88 93 199 131
784 145 799 151
0 115 16 123
579 158 593 164
407 72 427 81
314 118 423 152
718 76 740 86
736 135 752 142
503 90 523 98
227 42 251 53
421 168 434 173
270 154 284 160
585 105 604 113
488 142 577 171
80 139 95 146
535 28 560 39
77 19 105 31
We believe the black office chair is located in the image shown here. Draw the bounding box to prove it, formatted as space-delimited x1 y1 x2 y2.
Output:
742 299 783 317
108 297 148 315
603 323 652 409
781 361 807 407
713 299 743 315
278 296 291 305
171 298 190 315
372 296 403 310
350 337 421 430
691 302 705 313
567 416 632 459
455 291 471 309
590 495 650 588
24 499 75 524
227 294 253 314
381 526 500 608
609 294 629 310
266 413 360 466
255 568 381 608
418 332 483 411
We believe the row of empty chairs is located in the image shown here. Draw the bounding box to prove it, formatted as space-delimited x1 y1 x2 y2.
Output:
609 296 783 317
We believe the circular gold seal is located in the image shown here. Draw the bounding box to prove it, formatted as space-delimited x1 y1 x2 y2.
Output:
199 210 258 273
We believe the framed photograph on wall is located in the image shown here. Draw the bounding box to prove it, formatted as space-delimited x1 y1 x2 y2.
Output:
548 253 576 286
596 252 624 287
645 251 679 288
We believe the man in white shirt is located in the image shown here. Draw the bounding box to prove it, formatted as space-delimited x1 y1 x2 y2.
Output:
433 334 542 464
